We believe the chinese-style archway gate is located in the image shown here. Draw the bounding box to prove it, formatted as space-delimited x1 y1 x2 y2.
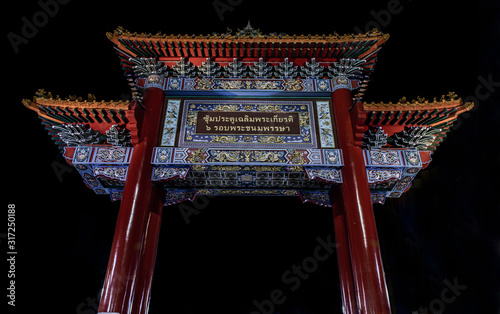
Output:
24 24 472 314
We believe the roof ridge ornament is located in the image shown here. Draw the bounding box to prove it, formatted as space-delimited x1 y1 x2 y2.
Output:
235 20 263 37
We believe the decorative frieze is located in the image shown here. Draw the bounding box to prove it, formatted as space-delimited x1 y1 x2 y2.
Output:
365 149 403 167
304 168 343 183
371 193 387 205
152 147 343 166
151 167 190 181
94 166 128 181
63 145 427 206
363 148 426 203
73 146 133 164
298 191 332 207
164 189 197 206
137 76 359 93
64 145 428 206
68 146 133 201
367 169 402 183
401 150 422 168
156 166 337 190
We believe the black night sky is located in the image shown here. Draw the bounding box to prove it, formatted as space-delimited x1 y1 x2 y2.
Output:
4 0 500 313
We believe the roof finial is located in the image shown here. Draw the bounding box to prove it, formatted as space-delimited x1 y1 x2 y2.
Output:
236 21 262 37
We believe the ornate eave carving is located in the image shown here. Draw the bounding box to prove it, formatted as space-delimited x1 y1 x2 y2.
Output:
363 92 474 112
23 89 131 111
106 25 389 43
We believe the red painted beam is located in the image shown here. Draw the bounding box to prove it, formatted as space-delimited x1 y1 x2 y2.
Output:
331 88 391 313
98 87 165 314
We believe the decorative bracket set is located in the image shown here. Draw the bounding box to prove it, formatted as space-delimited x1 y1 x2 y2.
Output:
128 57 366 97
130 57 367 80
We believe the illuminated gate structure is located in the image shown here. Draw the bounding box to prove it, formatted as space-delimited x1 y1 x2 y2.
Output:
24 24 472 313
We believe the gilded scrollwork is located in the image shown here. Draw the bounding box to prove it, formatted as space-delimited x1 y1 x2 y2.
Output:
213 104 240 112
212 150 242 163
258 136 285 144
289 150 307 165
283 79 302 91
209 166 242 171
252 166 284 172
257 104 283 112
188 149 207 163
186 110 197 126
211 135 238 144
195 78 212 90
253 151 283 163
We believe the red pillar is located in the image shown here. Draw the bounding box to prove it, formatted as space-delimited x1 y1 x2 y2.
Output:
132 186 164 314
331 88 391 313
332 189 357 314
98 87 165 314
